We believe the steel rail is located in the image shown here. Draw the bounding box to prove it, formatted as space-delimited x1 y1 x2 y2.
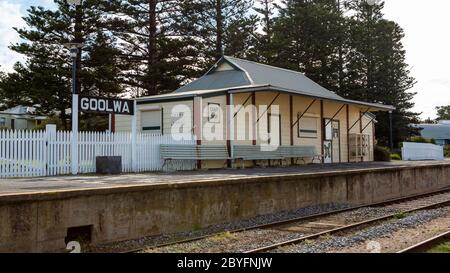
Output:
245 199 450 253
116 187 450 253
397 230 450 253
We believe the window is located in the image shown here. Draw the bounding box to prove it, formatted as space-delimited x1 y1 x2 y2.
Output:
0 117 6 127
141 109 162 133
207 103 221 123
298 114 318 138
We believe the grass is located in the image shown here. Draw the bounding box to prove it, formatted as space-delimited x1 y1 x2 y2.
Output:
210 231 238 241
426 242 450 253
318 233 333 241
393 212 407 219
170 245 191 253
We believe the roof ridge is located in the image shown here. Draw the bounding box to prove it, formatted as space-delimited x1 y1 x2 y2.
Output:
224 55 311 78
222 56 254 85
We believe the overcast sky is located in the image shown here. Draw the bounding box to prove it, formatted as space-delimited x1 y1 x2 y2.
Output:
0 0 448 119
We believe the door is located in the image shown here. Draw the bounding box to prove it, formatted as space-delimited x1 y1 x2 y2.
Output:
323 119 333 163
331 120 340 163
268 113 281 146
323 119 341 164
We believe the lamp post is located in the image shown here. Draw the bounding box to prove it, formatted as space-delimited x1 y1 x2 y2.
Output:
389 110 394 151
69 45 81 175
67 0 82 175
65 43 82 175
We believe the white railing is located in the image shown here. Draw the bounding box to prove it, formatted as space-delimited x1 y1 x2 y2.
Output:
0 126 195 178
402 142 444 161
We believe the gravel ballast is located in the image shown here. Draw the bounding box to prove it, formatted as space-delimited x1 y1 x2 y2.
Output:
275 207 450 253
91 203 351 253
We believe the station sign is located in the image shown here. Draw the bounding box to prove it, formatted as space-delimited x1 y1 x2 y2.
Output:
79 96 134 115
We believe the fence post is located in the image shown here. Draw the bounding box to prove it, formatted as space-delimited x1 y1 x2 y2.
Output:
45 124 56 176
131 100 137 172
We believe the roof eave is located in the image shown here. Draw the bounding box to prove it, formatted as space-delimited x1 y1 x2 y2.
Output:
228 86 396 112
136 85 396 112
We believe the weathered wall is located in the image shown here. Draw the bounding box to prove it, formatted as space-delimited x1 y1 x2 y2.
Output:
115 100 194 134
2 163 449 253
116 92 375 168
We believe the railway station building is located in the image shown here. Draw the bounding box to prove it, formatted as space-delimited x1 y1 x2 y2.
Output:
116 56 394 168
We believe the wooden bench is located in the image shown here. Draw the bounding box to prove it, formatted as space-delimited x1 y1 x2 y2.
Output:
233 145 284 168
160 144 230 169
279 145 323 164
161 144 322 170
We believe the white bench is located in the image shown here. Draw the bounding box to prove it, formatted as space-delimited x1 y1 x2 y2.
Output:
160 144 322 170
233 145 322 168
279 145 322 164
160 144 230 169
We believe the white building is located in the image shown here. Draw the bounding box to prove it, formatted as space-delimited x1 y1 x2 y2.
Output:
0 106 47 130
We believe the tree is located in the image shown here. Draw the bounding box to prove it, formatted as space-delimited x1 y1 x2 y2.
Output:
345 0 419 147
249 0 279 63
0 0 124 129
178 0 257 69
436 105 450 120
105 0 199 96
422 117 436 124
269 0 348 91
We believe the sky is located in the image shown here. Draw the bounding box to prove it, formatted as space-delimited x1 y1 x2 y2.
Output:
0 0 449 120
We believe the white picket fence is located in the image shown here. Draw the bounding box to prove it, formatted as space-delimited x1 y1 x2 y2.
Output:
0 127 195 178
402 142 444 161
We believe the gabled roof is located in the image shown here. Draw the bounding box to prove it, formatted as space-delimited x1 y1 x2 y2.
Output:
137 56 395 111
0 106 47 120
1 105 36 115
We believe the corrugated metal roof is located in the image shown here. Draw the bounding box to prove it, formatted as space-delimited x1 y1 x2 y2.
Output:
412 123 450 140
0 105 36 115
175 70 251 93
138 56 395 111
223 56 344 101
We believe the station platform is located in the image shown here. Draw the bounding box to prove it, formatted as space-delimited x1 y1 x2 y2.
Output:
1 160 448 197
1 160 449 252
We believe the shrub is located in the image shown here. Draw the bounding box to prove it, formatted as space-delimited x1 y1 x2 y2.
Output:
390 153 402 160
445 147 450 158
374 146 391 162
409 136 436 144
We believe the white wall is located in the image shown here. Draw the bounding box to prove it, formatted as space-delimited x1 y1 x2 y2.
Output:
402 142 444 161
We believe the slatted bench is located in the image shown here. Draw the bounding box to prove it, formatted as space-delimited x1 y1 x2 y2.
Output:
233 145 284 168
160 144 230 169
279 145 323 164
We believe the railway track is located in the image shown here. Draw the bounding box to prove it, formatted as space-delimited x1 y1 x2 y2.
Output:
397 230 450 253
117 188 450 253
246 199 450 253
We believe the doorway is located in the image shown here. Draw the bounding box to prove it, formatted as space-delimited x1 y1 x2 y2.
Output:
323 119 341 163
268 113 281 146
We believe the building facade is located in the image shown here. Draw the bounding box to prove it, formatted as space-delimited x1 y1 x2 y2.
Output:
413 120 450 146
116 56 394 168
0 106 47 130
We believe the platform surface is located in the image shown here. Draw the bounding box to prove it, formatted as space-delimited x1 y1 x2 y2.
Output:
0 160 449 196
